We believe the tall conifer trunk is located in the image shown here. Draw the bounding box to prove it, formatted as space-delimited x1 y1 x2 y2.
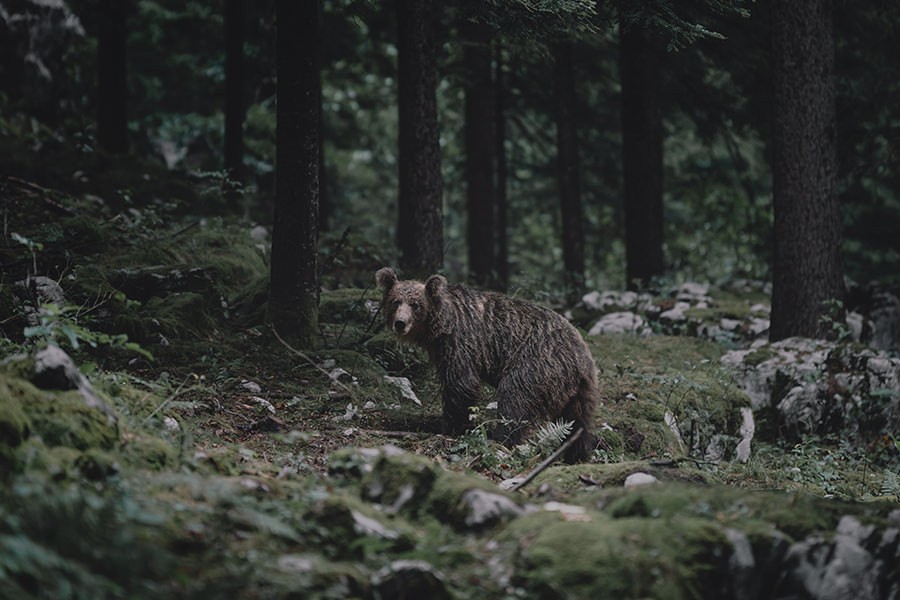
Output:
269 0 321 348
555 42 585 296
97 0 128 154
224 0 245 201
769 0 845 340
620 24 664 290
463 19 497 288
396 0 443 276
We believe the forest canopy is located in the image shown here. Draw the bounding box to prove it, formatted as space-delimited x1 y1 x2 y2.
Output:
2 0 897 293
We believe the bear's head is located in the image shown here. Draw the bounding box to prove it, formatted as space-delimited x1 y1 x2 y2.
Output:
375 267 447 344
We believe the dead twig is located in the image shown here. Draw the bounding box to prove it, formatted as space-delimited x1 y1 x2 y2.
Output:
510 427 584 492
270 324 358 399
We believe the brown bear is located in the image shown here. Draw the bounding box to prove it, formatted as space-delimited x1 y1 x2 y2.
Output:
375 266 598 463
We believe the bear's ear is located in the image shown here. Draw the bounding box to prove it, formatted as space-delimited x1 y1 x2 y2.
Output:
375 267 397 291
425 274 447 299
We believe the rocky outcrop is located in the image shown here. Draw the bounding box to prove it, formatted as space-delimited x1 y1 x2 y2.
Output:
582 280 900 352
722 338 900 441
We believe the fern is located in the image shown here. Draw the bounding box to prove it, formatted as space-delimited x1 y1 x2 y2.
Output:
520 419 574 457
880 469 900 497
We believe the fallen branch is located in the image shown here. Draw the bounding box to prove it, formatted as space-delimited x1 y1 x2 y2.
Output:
5 175 76 215
510 427 584 492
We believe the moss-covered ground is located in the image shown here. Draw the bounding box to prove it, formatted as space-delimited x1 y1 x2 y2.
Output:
1 170 898 598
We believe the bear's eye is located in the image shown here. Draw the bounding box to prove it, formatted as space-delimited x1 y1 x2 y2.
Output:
410 301 421 310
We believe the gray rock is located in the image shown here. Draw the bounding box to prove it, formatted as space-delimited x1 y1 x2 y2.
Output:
362 450 438 514
16 275 66 305
723 337 900 441
458 488 525 529
734 407 755 463
660 301 692 323
31 345 118 426
588 311 648 336
782 516 881 600
675 281 712 305
623 472 658 488
582 290 641 312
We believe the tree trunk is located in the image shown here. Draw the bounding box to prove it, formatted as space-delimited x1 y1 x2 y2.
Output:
396 0 443 276
224 0 244 202
620 23 664 290
318 108 330 232
97 0 128 154
494 41 508 292
555 42 585 296
269 0 320 348
463 19 497 288
769 0 844 340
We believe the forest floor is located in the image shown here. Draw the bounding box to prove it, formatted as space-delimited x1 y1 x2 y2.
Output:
1 159 899 598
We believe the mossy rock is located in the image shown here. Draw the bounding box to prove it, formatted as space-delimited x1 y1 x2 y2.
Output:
75 447 120 480
2 376 117 451
15 437 82 478
305 493 416 560
361 451 439 514
504 508 732 599
327 447 382 481
592 483 860 542
256 553 369 599
531 460 711 494
121 433 178 470
588 334 750 460
428 469 526 530
0 382 32 475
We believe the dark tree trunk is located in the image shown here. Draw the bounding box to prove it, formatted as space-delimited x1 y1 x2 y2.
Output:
318 108 330 231
555 42 585 296
463 19 497 288
97 0 128 154
396 0 443 276
269 0 321 348
620 24 664 290
224 0 245 201
769 0 844 340
494 41 508 292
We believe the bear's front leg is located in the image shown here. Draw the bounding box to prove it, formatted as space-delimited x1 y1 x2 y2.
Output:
439 364 481 435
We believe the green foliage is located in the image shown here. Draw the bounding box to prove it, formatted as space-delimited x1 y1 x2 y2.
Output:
23 302 153 361
818 298 851 342
0 475 170 598
516 418 575 458
879 469 900 498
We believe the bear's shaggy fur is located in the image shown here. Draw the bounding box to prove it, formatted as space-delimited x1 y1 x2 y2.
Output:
376 267 598 463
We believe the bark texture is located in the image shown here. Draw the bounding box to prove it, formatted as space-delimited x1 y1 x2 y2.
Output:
620 24 664 290
463 19 497 288
269 0 321 348
396 0 443 276
770 0 845 340
97 0 128 154
555 42 585 295
224 0 245 198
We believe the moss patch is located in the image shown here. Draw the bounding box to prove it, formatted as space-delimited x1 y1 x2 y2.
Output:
2 376 118 451
0 382 32 475
505 508 731 599
588 334 749 460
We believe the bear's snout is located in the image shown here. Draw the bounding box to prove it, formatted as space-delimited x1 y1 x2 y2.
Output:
393 319 407 334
